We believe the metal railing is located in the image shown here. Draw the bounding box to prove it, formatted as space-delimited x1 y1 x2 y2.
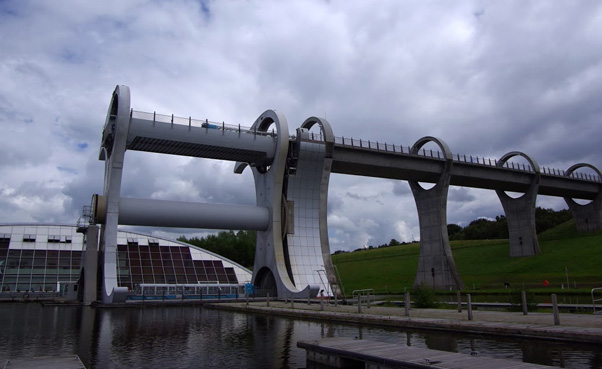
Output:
131 110 277 138
352 288 374 297
325 134 599 182
592 288 602 315
131 110 601 183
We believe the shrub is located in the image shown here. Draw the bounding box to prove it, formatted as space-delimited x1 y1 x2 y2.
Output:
412 284 440 308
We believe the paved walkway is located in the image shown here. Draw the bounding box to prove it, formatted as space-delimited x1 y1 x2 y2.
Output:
209 300 602 344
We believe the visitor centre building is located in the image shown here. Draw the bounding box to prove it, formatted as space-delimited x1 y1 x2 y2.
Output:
0 224 252 298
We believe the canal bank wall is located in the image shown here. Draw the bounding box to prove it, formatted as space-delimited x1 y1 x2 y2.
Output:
207 301 602 345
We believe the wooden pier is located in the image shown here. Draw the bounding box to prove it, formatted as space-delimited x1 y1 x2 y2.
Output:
3 356 86 369
298 337 553 369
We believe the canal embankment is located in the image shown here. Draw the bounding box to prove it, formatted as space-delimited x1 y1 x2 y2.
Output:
208 300 602 345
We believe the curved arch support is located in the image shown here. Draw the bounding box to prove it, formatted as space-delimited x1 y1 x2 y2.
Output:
300 116 335 157
98 85 131 304
564 163 602 232
278 117 339 298
236 110 320 298
495 151 541 257
409 137 464 290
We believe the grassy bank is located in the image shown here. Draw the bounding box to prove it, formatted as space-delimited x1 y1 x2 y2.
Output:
332 221 602 295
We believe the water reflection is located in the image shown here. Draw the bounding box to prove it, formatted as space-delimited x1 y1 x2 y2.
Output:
0 303 601 369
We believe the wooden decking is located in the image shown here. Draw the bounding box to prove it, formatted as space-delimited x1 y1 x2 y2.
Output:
3 356 86 369
298 337 553 369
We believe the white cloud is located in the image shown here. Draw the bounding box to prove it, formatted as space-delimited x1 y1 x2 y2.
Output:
1 0 601 252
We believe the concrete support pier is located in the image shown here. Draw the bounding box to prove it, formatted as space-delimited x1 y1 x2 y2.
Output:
409 137 463 290
81 224 99 306
564 163 602 232
495 152 541 257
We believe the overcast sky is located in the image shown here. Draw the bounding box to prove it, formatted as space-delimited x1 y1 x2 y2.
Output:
1 1 601 252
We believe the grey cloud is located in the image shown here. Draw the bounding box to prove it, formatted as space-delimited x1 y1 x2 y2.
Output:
392 181 411 197
0 1 600 252
448 187 476 203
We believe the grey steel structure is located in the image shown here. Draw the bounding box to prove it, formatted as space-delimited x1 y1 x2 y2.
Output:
92 85 601 302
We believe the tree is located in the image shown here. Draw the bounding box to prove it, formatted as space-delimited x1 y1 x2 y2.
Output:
178 230 256 268
389 239 401 246
447 224 463 240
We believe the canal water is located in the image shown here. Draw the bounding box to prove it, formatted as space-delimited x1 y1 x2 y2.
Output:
0 303 601 369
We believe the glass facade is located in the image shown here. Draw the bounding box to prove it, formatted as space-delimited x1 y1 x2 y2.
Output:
116 243 240 291
0 226 82 292
0 225 252 293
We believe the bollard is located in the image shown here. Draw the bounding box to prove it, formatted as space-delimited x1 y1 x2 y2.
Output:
467 294 473 321
457 291 462 313
367 291 371 309
308 295 311 306
334 285 338 308
320 297 324 311
267 293 270 307
405 292 410 317
552 294 560 325
521 291 528 315
357 294 362 313
291 295 294 309
246 293 249 306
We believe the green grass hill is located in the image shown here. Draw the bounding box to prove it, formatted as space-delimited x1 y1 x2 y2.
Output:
332 220 602 295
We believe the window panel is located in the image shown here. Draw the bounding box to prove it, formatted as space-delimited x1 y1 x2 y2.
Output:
173 259 184 269
225 268 238 283
142 274 155 284
181 249 192 260
139 246 150 260
183 259 195 268
165 275 176 284
7 257 20 269
151 256 163 268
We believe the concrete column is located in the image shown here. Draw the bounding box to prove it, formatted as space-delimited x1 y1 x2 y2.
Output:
564 163 602 232
410 137 463 290
82 224 99 305
495 152 541 257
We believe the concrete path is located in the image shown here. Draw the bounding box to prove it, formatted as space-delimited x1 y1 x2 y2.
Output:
210 300 602 344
